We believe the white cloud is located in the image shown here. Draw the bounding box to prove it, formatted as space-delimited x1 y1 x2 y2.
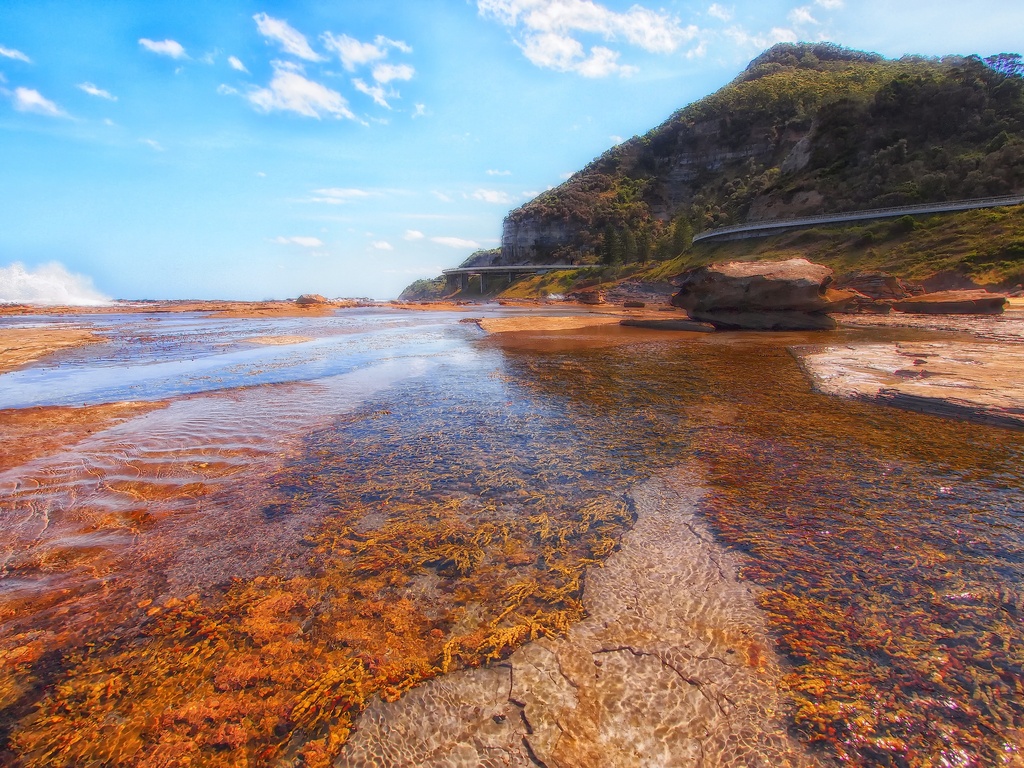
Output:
371 240 394 250
609 134 623 143
254 13 323 61
724 26 798 50
353 78 393 108
12 87 67 118
433 191 452 202
815 0 843 7
472 189 514 204
322 33 386 71
77 82 117 100
274 235 324 247
140 138 165 151
139 38 187 59
431 236 481 249
412 102 427 118
487 169 512 176
308 187 372 203
404 229 425 240
0 45 31 63
521 190 540 198
479 0 697 76
248 61 353 119
217 83 239 95
376 35 412 54
373 63 414 83
707 4 732 21
228 55 248 72
789 6 819 25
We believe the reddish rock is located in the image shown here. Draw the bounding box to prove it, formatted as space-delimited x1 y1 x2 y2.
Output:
568 290 605 305
891 290 1007 315
295 293 329 306
837 272 922 300
689 310 838 331
622 300 646 308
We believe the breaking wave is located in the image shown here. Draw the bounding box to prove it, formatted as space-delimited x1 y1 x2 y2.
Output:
0 261 112 306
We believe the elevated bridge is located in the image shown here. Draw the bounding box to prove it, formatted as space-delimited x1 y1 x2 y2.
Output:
693 195 1024 244
442 264 581 292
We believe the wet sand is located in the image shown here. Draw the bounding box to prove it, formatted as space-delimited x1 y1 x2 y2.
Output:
0 327 102 375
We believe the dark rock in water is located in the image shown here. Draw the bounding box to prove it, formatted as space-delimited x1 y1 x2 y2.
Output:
670 258 849 329
620 318 716 332
891 290 1008 315
568 290 605 305
295 293 329 306
690 309 838 331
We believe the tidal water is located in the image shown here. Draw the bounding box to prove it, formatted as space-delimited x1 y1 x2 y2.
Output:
0 308 1022 767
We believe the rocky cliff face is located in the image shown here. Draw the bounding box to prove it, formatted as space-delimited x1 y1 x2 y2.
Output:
499 43 1024 265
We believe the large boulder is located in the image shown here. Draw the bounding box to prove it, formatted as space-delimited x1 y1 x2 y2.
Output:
295 293 329 306
891 290 1007 315
670 258 851 329
837 272 923 300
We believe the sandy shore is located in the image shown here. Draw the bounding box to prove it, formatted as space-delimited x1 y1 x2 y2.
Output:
0 299 362 318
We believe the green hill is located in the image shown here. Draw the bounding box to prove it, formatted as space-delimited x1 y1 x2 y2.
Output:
403 44 1024 299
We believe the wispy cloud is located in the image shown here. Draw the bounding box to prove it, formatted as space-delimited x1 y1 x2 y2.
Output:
353 78 393 108
478 0 697 76
471 189 513 204
323 33 386 71
371 240 393 250
723 26 798 50
487 169 512 176
707 4 733 21
372 63 414 83
307 187 372 203
139 138 165 151
139 38 187 59
77 82 117 100
412 102 427 118
254 13 323 61
431 236 481 249
12 87 68 118
0 45 31 63
274 235 324 247
248 61 353 119
433 191 452 203
228 55 248 72
789 6 819 25
404 229 425 240
815 0 843 7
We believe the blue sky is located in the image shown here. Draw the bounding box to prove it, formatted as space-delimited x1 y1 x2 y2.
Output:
1 0 1022 301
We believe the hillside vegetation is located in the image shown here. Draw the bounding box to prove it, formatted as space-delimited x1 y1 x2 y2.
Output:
402 45 1024 299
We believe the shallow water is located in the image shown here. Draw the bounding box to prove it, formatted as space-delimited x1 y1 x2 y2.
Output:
0 309 1022 767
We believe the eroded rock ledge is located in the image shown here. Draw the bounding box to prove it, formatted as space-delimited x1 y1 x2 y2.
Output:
336 473 824 767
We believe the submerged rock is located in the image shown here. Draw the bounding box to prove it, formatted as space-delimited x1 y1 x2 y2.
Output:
671 258 850 330
891 290 1007 315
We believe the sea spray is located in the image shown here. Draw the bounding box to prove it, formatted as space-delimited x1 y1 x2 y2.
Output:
0 261 112 306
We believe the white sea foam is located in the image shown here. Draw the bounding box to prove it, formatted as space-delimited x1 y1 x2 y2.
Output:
0 261 112 306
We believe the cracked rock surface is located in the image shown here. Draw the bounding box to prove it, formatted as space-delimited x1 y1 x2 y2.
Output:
337 472 823 767
794 341 1024 429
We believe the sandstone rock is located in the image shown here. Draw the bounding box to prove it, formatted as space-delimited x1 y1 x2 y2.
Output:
671 259 846 329
295 293 329 306
836 272 922 300
891 290 1007 315
672 258 836 313
622 300 646 308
